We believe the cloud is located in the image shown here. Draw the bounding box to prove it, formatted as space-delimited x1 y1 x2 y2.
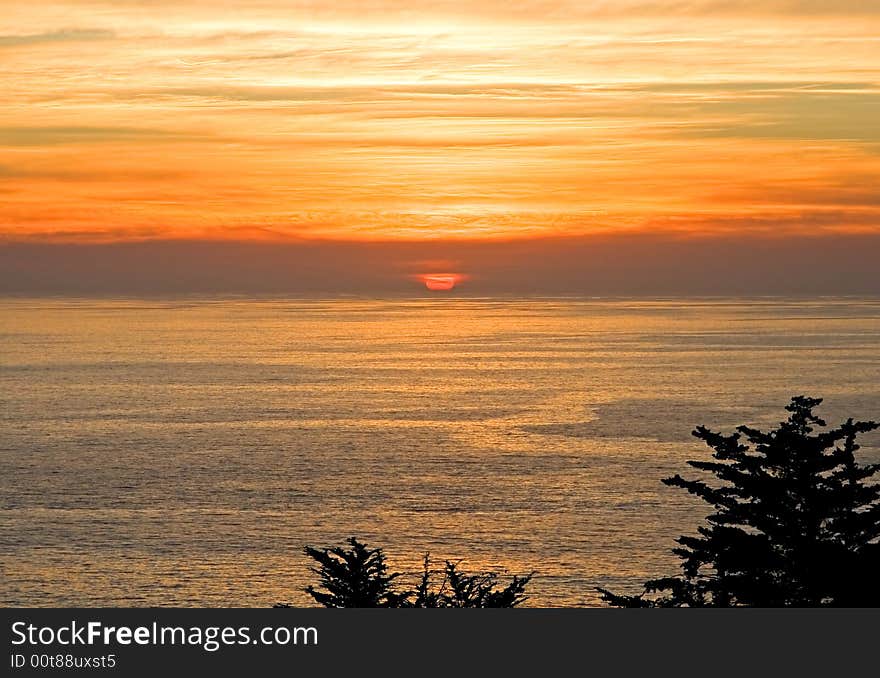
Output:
0 28 115 47
641 211 880 236
139 83 575 103
592 1 880 16
0 126 210 146
684 91 880 144
0 162 184 181
2 2 878 246
37 1 880 20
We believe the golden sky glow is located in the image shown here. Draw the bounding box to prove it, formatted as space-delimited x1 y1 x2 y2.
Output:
1 1 879 242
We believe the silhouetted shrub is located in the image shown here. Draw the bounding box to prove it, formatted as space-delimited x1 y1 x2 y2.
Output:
409 554 532 608
280 538 533 608
598 396 880 607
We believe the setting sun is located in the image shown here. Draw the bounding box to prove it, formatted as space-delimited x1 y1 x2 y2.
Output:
420 274 465 291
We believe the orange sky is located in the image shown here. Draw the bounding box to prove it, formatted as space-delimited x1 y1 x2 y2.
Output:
1 1 879 243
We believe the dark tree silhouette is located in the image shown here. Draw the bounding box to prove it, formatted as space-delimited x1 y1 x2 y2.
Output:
410 555 532 608
598 396 880 607
280 538 532 608
439 560 531 608
301 537 408 608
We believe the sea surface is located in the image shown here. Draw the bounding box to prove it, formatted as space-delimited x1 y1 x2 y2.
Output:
2 297 879 607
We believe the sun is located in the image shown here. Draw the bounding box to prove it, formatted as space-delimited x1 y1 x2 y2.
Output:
419 273 465 291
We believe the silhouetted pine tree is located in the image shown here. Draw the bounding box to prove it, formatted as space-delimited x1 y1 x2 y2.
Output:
598 396 880 607
302 537 408 608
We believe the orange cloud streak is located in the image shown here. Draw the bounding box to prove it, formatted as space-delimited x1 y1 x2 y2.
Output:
1 2 878 243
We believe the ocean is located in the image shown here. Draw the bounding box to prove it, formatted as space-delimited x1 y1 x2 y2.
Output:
2 297 879 606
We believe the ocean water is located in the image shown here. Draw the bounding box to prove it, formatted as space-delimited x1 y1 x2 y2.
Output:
1 297 879 607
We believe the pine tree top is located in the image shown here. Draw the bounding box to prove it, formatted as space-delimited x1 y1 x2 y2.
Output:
599 396 879 607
